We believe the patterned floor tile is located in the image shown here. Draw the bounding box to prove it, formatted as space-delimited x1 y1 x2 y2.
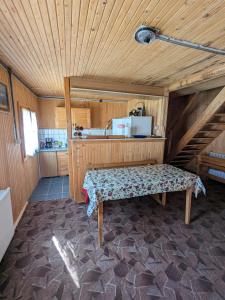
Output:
0 180 224 299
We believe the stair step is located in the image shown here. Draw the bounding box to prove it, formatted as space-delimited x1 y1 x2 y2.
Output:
214 113 225 116
171 160 190 165
176 155 195 158
185 144 207 147
198 130 222 133
172 158 191 161
180 149 200 153
206 122 225 125
191 137 213 140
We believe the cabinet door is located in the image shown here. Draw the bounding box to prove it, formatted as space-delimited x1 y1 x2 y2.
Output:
39 152 58 177
71 108 91 128
57 151 69 176
55 107 67 128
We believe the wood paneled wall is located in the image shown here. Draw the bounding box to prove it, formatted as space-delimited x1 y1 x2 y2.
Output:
0 65 39 222
38 99 128 128
70 138 166 203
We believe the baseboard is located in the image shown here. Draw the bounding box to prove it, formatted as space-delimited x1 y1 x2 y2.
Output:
14 201 28 229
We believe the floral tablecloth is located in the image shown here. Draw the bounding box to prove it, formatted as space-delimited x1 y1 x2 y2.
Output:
83 164 206 216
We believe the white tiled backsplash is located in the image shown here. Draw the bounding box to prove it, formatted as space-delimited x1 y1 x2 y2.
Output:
39 129 68 147
39 128 113 146
74 128 112 136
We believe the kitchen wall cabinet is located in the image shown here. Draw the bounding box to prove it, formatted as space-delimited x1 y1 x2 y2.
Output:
39 99 127 129
55 107 67 128
55 107 91 129
39 151 68 177
71 108 91 128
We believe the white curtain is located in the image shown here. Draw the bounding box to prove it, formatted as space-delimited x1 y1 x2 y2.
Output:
31 111 39 152
22 108 38 157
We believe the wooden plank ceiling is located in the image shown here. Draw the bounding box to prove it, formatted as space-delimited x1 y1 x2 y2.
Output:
1 0 225 97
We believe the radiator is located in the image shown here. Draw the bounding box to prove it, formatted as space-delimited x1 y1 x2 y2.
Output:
0 188 14 262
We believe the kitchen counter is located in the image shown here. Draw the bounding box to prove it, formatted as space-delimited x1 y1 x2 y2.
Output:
69 137 166 203
72 137 166 143
39 147 68 152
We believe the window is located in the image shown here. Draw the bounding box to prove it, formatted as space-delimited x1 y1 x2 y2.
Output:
21 108 38 157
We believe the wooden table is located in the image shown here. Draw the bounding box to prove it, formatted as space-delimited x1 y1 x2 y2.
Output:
83 162 205 246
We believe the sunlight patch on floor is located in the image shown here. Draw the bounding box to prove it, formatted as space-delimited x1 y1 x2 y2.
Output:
52 235 80 288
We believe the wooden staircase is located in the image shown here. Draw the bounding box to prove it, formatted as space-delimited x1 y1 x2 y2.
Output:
169 87 225 168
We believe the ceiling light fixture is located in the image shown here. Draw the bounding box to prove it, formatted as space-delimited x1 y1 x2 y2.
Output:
134 25 225 56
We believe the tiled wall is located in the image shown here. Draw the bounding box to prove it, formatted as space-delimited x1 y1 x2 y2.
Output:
78 129 112 136
38 128 113 147
39 129 68 147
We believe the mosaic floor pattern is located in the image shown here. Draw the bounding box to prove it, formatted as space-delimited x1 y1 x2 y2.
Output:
0 180 225 299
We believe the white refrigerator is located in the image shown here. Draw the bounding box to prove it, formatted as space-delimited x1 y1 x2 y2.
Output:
112 116 152 137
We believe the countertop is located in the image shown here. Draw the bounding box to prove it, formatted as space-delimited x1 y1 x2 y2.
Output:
71 137 166 143
39 147 68 152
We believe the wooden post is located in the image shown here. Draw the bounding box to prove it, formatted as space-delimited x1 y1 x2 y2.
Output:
185 187 192 224
64 77 72 139
64 77 73 198
98 202 103 247
162 193 167 206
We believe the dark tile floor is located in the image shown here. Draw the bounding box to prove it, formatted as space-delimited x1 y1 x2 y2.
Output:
0 180 225 299
30 176 69 202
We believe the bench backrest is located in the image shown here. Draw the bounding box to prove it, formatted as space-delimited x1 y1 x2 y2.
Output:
88 159 157 170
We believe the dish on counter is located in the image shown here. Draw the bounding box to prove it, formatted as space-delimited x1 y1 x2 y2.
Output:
132 135 147 138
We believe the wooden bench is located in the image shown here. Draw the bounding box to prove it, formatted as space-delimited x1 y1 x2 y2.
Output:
197 154 225 184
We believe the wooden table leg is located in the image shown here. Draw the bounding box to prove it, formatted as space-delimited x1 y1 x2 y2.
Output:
162 193 167 207
152 194 161 205
185 187 192 224
98 202 103 247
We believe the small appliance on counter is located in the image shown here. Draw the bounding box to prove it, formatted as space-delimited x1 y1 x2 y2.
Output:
39 141 45 149
112 116 152 137
45 138 53 148
129 102 146 116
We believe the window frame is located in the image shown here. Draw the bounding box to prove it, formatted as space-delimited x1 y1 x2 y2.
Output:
19 106 39 160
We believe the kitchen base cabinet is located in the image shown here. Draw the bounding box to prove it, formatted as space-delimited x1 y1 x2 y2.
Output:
57 152 69 176
39 151 69 177
39 152 58 177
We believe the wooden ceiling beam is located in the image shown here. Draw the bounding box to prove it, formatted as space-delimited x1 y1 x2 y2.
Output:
168 64 225 92
70 76 165 97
